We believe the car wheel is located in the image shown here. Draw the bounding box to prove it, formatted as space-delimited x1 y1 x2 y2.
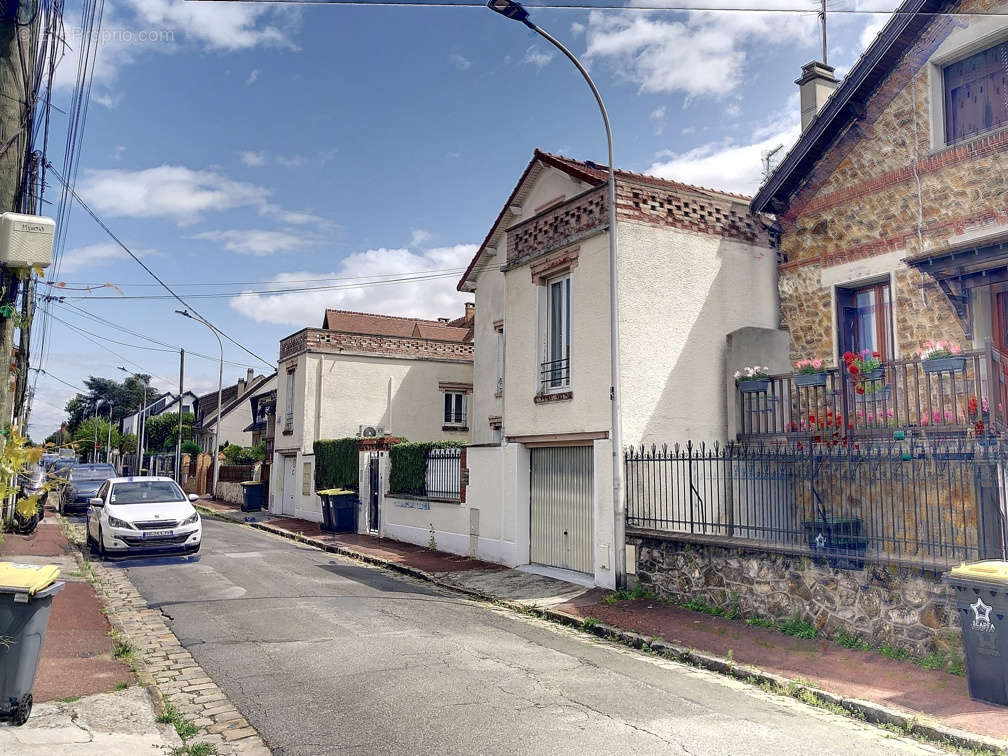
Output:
97 526 106 559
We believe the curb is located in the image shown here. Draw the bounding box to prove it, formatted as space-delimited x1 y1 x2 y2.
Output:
206 509 1008 755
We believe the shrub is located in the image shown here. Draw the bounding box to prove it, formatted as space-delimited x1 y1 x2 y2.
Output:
388 441 465 495
313 438 359 491
181 441 201 456
223 444 265 465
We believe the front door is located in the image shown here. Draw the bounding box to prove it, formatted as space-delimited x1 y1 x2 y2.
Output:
281 456 297 516
368 454 380 533
529 445 594 574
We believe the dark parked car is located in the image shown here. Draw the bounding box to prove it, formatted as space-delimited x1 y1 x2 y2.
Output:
59 464 116 515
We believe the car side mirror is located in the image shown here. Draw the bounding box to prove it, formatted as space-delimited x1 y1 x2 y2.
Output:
188 493 199 502
88 497 103 508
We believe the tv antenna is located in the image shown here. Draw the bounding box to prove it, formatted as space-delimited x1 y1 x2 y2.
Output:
820 0 828 64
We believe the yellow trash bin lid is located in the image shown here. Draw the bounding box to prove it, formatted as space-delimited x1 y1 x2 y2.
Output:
948 561 1008 585
0 562 61 595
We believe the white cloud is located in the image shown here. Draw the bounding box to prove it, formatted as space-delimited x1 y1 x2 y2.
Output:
57 242 156 273
240 151 266 166
522 46 554 70
121 0 298 51
246 68 261 85
449 54 472 71
228 244 477 326
646 100 801 195
274 210 327 226
571 21 586 36
80 165 269 224
650 106 666 135
583 6 816 97
194 229 311 256
409 229 431 248
859 15 889 51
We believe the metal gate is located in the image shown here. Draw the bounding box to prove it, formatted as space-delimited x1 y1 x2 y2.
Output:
530 445 593 574
368 454 380 533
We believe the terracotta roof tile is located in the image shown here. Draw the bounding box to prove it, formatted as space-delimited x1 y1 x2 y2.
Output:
322 309 472 343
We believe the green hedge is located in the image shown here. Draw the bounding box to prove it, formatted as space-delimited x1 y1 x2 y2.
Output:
388 440 465 496
313 438 359 491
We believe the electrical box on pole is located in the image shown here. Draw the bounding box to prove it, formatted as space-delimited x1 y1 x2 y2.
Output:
0 213 55 269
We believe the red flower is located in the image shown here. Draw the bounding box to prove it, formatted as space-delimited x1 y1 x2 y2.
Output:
855 385 865 395
976 420 985 434
848 364 859 375
808 414 816 424
872 351 880 358
969 396 978 414
842 351 855 363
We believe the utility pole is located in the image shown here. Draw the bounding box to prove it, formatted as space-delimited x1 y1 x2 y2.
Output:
14 150 39 426
0 0 39 431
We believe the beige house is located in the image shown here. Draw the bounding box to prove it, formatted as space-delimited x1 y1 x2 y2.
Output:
400 149 781 587
194 371 276 453
272 308 473 522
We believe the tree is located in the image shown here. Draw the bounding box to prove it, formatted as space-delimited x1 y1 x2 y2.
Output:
181 441 201 456
222 444 265 465
71 418 120 463
143 412 194 453
119 433 137 454
63 374 153 434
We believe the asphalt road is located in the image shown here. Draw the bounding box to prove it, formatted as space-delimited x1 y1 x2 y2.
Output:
119 520 944 756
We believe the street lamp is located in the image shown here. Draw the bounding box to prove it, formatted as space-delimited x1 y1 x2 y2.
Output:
93 398 113 464
487 0 626 587
118 367 149 475
176 310 223 499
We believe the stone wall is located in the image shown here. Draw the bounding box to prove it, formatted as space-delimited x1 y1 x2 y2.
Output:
775 0 1008 363
629 534 962 660
214 480 243 506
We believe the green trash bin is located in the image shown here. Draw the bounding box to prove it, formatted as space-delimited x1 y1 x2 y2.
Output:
945 561 1008 706
0 562 65 725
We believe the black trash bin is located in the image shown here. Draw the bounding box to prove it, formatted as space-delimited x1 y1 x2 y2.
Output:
944 561 1008 706
317 489 357 532
240 481 264 512
0 563 65 725
318 490 335 531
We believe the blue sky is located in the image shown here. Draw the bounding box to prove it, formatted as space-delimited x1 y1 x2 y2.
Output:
30 0 895 439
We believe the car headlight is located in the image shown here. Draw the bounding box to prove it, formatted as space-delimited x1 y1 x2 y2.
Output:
107 515 134 530
181 512 199 526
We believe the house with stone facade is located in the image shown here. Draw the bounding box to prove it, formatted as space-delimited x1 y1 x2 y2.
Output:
744 0 1008 438
434 149 779 588
272 307 473 522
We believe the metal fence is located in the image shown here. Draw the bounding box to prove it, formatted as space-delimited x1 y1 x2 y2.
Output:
625 438 1008 570
738 345 1005 440
425 447 462 501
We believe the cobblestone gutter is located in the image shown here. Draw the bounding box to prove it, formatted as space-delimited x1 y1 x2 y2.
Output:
61 521 270 756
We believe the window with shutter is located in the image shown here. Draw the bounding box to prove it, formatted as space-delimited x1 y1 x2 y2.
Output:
944 41 1008 144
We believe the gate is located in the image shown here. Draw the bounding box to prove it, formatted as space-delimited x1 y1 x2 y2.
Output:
368 454 380 533
530 445 593 574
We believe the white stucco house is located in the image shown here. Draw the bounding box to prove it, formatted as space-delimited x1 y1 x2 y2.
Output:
120 391 198 437
393 149 780 587
194 370 277 453
271 308 474 522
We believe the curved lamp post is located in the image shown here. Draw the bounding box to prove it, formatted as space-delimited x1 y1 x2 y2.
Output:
487 0 626 587
176 310 223 499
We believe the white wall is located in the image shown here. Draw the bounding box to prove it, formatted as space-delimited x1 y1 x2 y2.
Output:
471 266 505 444
503 230 613 438
617 221 779 445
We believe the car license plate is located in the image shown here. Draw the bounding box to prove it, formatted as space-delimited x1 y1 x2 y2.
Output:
142 530 173 539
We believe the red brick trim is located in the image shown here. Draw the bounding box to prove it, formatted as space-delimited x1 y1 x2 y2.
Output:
780 205 1008 272
530 248 579 285
533 391 573 404
783 127 1008 223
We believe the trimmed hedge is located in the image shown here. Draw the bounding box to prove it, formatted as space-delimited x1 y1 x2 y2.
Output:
388 440 465 496
313 437 359 491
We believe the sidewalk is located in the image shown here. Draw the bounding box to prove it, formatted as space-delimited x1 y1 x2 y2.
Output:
201 498 1008 751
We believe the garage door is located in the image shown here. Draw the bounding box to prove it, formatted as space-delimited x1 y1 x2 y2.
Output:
530 446 593 574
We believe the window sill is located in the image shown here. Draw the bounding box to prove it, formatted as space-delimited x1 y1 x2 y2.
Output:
534 391 573 404
282 429 293 436
442 425 469 432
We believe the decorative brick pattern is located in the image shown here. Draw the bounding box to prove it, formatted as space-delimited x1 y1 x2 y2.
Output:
507 188 607 267
280 328 474 362
76 548 270 755
533 390 573 404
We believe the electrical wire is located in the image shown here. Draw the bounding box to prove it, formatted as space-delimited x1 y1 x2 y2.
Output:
53 268 467 288
44 163 276 370
32 368 85 393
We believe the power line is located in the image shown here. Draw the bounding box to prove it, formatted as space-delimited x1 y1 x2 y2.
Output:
33 368 85 393
185 0 1008 14
53 268 468 288
44 162 275 370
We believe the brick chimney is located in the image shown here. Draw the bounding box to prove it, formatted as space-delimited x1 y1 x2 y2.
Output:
464 302 475 322
796 61 838 132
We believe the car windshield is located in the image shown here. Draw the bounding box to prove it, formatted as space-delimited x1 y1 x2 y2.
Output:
73 466 115 481
111 481 186 505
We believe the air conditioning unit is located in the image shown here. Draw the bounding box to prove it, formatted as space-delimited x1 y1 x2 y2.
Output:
0 213 55 269
358 425 386 438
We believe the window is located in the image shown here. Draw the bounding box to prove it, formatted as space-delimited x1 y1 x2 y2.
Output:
284 369 295 432
443 392 467 427
944 41 1008 144
542 274 571 392
837 281 894 362
302 461 312 496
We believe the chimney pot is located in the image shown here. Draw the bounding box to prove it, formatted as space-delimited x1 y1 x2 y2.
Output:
795 61 839 132
464 302 475 322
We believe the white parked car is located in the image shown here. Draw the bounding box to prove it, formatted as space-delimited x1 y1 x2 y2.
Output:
86 476 202 558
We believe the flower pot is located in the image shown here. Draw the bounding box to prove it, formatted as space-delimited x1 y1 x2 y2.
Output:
737 378 770 394
794 372 827 388
922 356 966 374
862 368 884 381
